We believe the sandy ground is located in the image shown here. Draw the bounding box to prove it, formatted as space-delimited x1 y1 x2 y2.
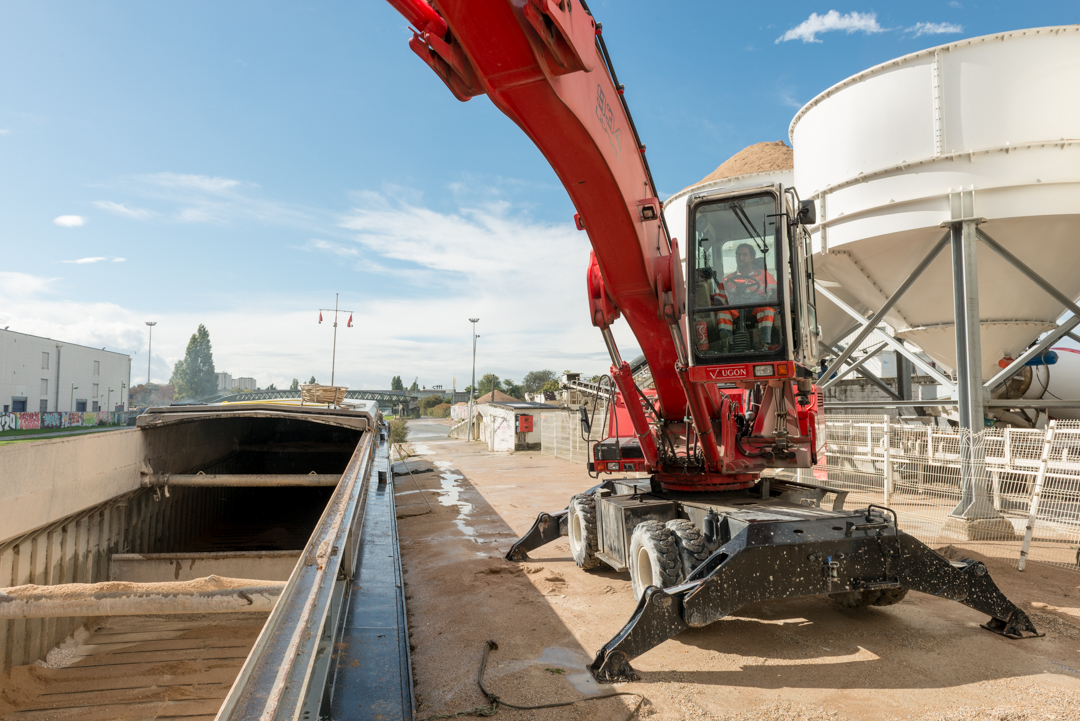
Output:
396 421 1080 721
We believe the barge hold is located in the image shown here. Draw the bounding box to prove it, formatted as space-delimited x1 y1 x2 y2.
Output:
0 400 413 720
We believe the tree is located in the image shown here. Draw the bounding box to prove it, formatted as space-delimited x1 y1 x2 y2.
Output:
170 325 217 400
391 375 404 391
540 379 560 393
409 377 419 391
388 416 409 446
502 378 523 399
477 373 500 397
290 378 300 391
419 395 449 415
266 383 277 391
523 370 557 394
308 375 317 384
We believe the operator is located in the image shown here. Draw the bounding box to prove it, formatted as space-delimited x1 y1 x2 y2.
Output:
722 243 777 350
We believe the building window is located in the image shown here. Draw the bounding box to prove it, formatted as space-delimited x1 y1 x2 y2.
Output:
12 398 27 412
93 383 99 398
40 399 48 412
42 352 49 369
41 379 49 396
94 360 100 376
75 400 87 412
92 401 100 412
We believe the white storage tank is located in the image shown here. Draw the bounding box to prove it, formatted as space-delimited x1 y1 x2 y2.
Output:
791 25 1080 382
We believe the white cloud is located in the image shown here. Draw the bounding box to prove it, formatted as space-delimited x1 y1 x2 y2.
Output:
907 22 964 37
94 200 154 219
53 215 86 227
111 257 126 263
142 172 243 194
3 192 631 390
776 10 885 43
117 171 319 228
62 257 108 264
0 129 9 135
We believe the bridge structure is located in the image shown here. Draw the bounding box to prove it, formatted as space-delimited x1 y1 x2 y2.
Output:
215 389 419 407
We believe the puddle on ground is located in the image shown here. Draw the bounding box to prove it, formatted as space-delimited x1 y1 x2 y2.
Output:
433 460 478 538
532 646 604 696
410 443 434 455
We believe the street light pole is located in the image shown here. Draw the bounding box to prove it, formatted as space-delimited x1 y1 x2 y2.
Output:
467 318 479 441
318 294 354 388
107 386 113 412
70 384 78 413
145 321 157 384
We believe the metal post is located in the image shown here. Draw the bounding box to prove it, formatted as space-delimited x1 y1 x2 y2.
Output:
945 191 1010 535
949 193 984 432
882 415 892 506
896 352 912 400
1018 421 1056 571
468 318 479 441
330 294 339 388
70 384 77 413
144 321 157 384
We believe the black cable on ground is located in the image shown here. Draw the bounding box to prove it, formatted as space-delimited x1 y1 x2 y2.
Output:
417 640 645 720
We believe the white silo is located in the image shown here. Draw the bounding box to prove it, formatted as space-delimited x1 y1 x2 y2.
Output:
791 26 1080 418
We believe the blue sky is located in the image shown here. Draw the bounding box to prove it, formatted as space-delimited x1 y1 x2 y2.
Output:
1 2 1076 391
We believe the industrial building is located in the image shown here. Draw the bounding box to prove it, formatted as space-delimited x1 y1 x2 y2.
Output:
0 328 131 413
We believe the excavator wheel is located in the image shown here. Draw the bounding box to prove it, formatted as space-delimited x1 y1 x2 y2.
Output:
568 493 602 570
629 521 681 600
871 587 910 606
828 590 882 608
665 519 710 579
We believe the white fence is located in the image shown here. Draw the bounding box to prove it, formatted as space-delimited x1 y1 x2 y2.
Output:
540 407 1080 574
795 415 1080 573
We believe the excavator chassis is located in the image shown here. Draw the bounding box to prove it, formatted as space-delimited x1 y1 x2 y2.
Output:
506 478 1041 683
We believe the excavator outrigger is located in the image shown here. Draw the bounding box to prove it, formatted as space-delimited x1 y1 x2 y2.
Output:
383 0 1041 683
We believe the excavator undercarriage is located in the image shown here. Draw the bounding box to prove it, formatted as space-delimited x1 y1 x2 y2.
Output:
507 477 1041 683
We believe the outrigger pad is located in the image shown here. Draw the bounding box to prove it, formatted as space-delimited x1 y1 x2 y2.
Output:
982 609 1044 639
504 511 566 562
590 587 688 683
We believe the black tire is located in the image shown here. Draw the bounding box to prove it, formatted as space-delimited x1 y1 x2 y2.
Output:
629 521 681 600
828 590 882 608
568 494 601 570
871 587 910 606
665 519 710 578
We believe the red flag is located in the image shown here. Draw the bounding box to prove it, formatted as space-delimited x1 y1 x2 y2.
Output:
318 312 323 324
347 314 353 328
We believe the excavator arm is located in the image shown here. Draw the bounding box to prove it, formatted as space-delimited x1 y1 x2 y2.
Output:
387 0 687 427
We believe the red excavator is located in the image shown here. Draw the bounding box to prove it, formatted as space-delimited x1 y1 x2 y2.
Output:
383 0 1040 683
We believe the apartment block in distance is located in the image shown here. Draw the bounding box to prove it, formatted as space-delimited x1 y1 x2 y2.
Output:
0 328 132 413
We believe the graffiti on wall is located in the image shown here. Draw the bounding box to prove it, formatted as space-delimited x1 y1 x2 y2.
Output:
0 411 124 432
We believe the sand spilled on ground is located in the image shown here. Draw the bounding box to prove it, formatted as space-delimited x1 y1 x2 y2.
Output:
396 435 1080 721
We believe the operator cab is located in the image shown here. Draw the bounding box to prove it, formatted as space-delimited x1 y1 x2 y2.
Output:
687 185 820 380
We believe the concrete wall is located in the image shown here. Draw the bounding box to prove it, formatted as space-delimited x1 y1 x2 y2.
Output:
0 328 132 413
0 421 245 545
